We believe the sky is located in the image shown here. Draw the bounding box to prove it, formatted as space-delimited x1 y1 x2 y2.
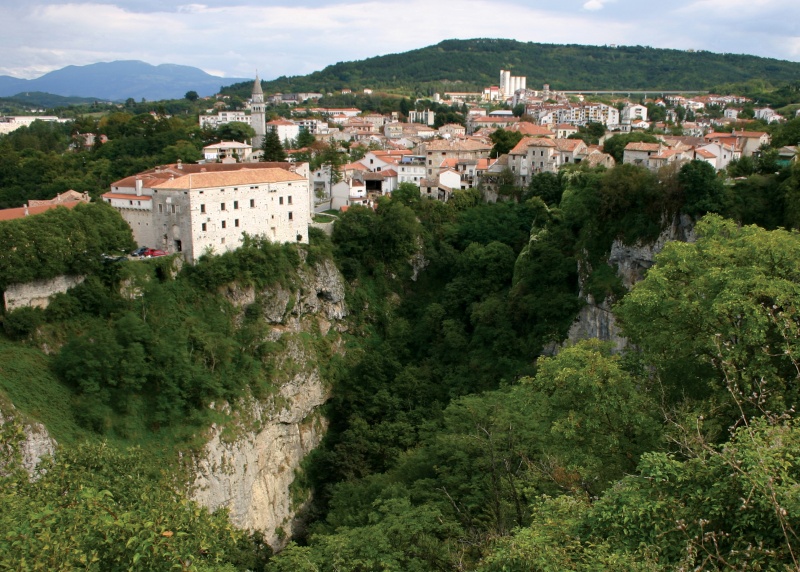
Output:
1 0 799 81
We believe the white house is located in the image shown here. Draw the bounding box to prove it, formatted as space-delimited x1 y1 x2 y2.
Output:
438 123 467 138
151 169 309 262
754 108 783 123
203 141 253 162
622 104 648 123
408 110 436 126
395 156 427 186
295 118 330 135
331 179 368 210
199 110 249 129
695 142 739 171
267 119 301 146
622 142 665 168
103 163 310 262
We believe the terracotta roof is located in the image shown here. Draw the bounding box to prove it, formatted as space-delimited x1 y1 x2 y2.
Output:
343 162 369 171
733 131 768 138
0 201 82 222
362 172 388 181
372 150 411 158
471 116 520 124
507 122 554 137
695 149 717 159
508 136 556 154
651 149 682 160
583 150 616 168
424 139 492 152
624 142 662 152
110 162 299 189
152 168 305 190
554 139 585 152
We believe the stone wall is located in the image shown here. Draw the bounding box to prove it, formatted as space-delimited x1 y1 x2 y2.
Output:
3 275 85 312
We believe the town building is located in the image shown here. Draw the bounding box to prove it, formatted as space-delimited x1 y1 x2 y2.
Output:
250 75 267 150
499 70 527 97
202 141 253 162
267 118 300 145
416 138 493 178
0 190 90 222
199 110 249 129
102 162 310 262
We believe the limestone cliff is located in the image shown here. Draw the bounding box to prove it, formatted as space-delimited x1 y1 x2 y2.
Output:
567 214 695 348
190 257 347 551
0 401 56 475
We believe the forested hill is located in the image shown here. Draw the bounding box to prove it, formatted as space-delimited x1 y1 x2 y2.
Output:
225 38 800 96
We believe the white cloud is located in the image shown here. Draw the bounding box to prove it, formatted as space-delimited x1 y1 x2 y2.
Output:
583 0 606 10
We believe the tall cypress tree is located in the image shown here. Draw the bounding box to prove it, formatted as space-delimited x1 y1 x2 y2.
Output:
261 129 287 161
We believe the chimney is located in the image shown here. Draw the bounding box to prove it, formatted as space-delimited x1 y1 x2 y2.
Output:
177 159 183 170
135 178 143 196
24 205 29 216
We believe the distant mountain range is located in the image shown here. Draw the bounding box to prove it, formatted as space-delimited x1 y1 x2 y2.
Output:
224 39 800 97
0 61 250 102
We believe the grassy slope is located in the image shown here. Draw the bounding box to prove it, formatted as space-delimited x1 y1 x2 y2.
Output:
0 339 84 444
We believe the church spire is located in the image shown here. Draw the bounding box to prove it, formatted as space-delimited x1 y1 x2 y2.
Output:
250 71 266 150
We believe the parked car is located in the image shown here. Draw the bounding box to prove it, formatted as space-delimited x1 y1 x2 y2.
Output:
142 248 167 258
131 246 148 257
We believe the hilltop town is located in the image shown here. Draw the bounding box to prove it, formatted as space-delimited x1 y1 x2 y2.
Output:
1 64 798 266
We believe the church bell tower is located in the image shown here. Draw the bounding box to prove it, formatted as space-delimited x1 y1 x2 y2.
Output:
251 73 266 150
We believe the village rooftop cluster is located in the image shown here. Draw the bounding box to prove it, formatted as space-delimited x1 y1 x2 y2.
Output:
3 69 798 263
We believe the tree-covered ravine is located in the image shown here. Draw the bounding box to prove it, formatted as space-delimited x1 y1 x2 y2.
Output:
3 114 800 569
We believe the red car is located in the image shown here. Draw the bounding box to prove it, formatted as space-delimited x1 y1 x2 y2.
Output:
142 248 167 258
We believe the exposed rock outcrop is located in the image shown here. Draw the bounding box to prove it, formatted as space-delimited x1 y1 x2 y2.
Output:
190 257 347 551
0 402 56 475
567 215 695 348
3 275 85 312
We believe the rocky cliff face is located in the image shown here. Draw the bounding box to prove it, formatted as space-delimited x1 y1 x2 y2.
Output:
567 215 695 348
190 257 347 550
0 402 56 475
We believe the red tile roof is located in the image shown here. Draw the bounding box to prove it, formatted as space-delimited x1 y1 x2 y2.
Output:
0 201 82 222
624 142 662 152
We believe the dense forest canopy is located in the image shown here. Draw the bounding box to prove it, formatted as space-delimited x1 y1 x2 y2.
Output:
222 39 800 96
1 148 799 569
